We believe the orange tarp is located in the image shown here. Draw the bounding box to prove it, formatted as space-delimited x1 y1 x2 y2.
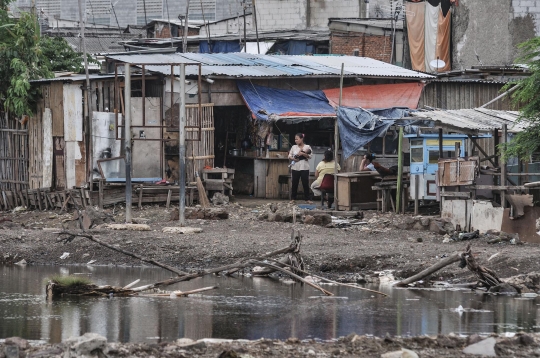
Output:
323 83 425 110
405 1 426 72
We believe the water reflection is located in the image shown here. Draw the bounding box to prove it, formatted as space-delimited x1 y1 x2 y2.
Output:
0 265 539 343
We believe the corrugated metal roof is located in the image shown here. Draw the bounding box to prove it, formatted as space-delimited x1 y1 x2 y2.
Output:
329 18 404 30
106 53 434 79
412 108 525 132
30 74 120 83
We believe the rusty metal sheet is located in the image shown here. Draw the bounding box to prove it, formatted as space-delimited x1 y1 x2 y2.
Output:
501 207 540 243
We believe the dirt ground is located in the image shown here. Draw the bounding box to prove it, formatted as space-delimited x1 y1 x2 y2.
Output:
1 198 539 284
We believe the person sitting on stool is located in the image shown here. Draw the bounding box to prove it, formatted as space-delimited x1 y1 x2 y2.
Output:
311 149 340 199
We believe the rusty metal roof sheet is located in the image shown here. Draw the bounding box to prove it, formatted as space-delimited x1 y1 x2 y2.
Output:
412 108 525 133
105 53 435 79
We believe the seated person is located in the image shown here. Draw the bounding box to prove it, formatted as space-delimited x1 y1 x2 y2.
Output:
311 149 340 198
360 153 397 177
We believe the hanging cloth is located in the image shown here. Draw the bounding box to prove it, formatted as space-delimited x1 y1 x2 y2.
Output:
405 1 426 72
424 2 440 72
436 6 452 71
441 0 452 17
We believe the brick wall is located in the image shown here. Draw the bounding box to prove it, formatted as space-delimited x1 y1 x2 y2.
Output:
331 31 392 63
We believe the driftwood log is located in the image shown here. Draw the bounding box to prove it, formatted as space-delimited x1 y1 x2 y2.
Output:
395 253 461 287
459 243 502 289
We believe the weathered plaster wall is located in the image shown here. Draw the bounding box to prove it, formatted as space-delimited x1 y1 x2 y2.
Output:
452 0 538 69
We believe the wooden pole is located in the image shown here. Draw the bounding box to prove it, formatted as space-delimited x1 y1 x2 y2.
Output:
252 0 260 54
179 64 187 226
501 124 507 208
396 127 404 213
183 0 190 53
77 0 92 185
124 64 132 223
334 63 344 210
414 175 419 216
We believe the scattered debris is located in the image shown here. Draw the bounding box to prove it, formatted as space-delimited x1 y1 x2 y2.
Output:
211 192 230 206
170 207 229 220
14 259 27 265
60 252 70 260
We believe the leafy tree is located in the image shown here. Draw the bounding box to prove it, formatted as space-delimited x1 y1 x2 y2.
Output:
500 37 540 160
40 37 87 73
0 1 90 117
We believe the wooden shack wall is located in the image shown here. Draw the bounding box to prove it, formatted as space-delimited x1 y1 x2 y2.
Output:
418 82 516 110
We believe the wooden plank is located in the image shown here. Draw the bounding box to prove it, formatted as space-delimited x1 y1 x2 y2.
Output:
63 83 83 141
440 192 471 198
464 185 526 190
50 82 64 136
65 141 81 189
42 108 53 188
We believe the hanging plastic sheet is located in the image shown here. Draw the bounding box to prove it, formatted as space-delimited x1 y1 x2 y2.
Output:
337 107 399 159
337 106 434 159
323 83 425 110
424 3 440 72
237 81 336 121
199 40 241 53
405 1 426 72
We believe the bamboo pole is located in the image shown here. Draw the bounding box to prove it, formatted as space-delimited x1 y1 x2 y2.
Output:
334 63 344 210
395 127 404 213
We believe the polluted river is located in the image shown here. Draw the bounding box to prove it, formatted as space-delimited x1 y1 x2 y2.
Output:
1 264 539 344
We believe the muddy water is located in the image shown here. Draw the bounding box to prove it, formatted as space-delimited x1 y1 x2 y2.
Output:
1 265 539 344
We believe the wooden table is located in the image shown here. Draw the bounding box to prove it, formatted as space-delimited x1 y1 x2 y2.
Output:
371 181 409 213
135 185 197 209
336 172 380 211
202 168 235 196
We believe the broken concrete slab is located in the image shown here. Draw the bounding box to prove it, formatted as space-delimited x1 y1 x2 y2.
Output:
106 224 151 231
64 332 108 357
462 337 496 356
162 227 203 234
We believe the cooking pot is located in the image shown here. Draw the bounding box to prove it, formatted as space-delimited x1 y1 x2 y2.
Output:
229 149 242 156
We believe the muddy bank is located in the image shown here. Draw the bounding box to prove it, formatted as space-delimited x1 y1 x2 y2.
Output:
1 203 540 283
2 332 540 357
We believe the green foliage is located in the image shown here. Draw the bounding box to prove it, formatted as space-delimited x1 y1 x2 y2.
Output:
0 3 91 117
500 37 540 160
48 275 93 287
40 37 88 73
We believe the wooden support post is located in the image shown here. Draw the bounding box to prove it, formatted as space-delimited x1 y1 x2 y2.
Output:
501 124 508 208
396 127 404 214
414 176 419 216
98 179 104 209
438 128 443 159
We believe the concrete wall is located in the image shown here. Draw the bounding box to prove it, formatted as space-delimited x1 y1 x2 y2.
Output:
452 0 538 69
256 0 307 30
199 14 253 37
31 0 395 33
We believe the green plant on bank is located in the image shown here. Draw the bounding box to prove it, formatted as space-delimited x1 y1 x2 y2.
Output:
0 0 92 117
47 275 93 287
500 37 540 161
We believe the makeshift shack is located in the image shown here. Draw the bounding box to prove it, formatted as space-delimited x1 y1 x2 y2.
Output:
410 108 540 243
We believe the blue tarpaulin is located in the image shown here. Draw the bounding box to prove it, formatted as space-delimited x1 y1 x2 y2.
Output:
199 40 241 53
338 106 434 159
237 81 336 121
